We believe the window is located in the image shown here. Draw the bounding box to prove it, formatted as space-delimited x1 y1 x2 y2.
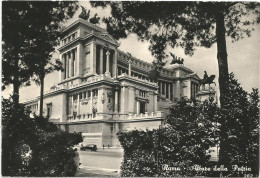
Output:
47 103 52 118
139 90 146 97
79 93 82 100
93 89 98 96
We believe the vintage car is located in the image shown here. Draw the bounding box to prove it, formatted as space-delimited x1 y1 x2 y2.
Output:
80 144 98 151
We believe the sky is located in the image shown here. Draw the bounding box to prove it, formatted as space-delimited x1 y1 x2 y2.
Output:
2 1 260 102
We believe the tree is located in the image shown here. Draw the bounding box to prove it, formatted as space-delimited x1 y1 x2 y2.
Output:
217 73 259 176
2 2 35 105
2 97 83 176
23 2 78 117
91 1 260 163
2 1 78 110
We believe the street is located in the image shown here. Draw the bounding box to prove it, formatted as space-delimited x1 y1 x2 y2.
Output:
76 148 124 176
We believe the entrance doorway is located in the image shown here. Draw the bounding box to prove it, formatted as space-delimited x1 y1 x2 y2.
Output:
140 102 146 114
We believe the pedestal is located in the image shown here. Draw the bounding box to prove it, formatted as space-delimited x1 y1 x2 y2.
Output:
196 89 216 102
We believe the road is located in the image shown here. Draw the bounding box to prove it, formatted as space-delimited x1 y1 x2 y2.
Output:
78 148 124 170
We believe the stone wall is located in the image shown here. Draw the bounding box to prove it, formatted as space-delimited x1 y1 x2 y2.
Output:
42 93 67 122
68 122 102 133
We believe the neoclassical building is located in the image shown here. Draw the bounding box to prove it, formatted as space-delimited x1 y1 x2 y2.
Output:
23 18 202 147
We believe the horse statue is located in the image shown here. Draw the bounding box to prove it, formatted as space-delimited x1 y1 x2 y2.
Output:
79 6 90 21
169 52 184 65
199 71 216 89
89 13 100 25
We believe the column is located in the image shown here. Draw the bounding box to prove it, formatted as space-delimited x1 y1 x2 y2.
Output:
164 82 167 96
91 90 93 114
71 49 75 76
68 52 71 78
168 83 171 99
61 54 65 80
69 51 73 77
65 54 69 78
160 81 163 95
136 101 140 114
128 86 135 113
113 50 118 78
74 49 77 76
100 46 103 74
120 85 128 114
76 44 83 76
176 80 181 99
114 89 118 113
128 60 132 76
77 93 80 114
71 94 74 115
105 51 111 77
90 42 97 74
188 79 191 99
154 93 157 112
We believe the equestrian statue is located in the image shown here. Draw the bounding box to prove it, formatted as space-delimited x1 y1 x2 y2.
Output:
169 52 184 65
200 71 216 89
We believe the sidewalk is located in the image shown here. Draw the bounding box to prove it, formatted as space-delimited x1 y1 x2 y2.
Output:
75 165 120 177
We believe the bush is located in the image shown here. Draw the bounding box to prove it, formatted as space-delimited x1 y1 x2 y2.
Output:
2 97 83 176
118 98 219 177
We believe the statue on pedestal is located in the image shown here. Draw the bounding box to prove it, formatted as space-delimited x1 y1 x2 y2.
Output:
200 71 216 89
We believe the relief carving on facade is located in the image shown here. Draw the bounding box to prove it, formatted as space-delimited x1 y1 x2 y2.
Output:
81 98 90 105
107 103 112 111
93 96 98 110
107 91 113 97
101 93 105 104
73 102 77 112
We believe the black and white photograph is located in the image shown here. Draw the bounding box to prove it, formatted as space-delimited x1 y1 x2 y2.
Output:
1 1 259 177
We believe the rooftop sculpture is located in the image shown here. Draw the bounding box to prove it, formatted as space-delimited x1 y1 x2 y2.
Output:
78 6 90 20
170 52 184 65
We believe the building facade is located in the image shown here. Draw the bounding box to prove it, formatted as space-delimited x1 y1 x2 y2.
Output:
23 18 201 147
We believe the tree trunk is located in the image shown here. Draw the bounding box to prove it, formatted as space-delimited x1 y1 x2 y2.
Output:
39 72 45 118
216 10 229 108
13 56 20 106
215 9 229 166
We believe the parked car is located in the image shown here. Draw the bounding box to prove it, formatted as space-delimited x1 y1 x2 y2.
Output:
80 144 98 151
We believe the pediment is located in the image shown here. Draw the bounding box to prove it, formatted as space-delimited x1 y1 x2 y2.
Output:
189 73 201 80
99 33 119 46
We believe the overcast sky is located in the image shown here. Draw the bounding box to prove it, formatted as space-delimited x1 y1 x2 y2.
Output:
2 1 259 102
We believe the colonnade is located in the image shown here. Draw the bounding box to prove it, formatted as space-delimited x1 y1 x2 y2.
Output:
117 66 151 81
62 43 117 80
95 45 117 77
191 81 199 98
62 48 77 79
158 80 172 100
